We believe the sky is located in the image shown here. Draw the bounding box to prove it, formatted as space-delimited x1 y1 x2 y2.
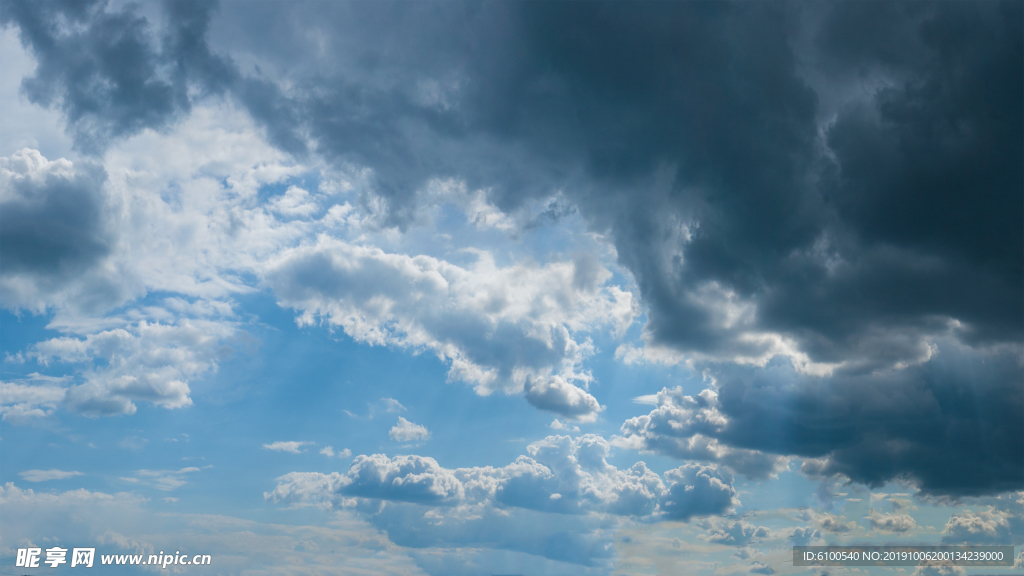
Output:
0 1 1021 575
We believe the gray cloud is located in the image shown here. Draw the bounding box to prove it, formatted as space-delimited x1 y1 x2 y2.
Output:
621 342 1023 496
0 149 111 288
658 463 737 522
1 0 176 151
702 520 771 546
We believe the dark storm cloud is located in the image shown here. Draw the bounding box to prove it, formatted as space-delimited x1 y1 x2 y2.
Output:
0 150 110 276
4 1 1021 495
624 343 1023 496
0 0 303 154
0 0 176 151
209 0 1023 369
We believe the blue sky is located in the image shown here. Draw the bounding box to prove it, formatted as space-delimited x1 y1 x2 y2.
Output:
1 1 1022 575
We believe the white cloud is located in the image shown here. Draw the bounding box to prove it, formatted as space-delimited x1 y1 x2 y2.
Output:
700 519 771 546
866 510 916 533
267 434 742 568
320 446 352 458
121 467 203 491
263 441 313 454
389 417 430 442
29 319 237 416
942 509 1019 544
0 374 66 423
270 185 319 218
18 469 84 482
617 386 788 479
817 512 858 534
268 434 734 521
549 419 580 433
3 108 636 424
263 237 634 420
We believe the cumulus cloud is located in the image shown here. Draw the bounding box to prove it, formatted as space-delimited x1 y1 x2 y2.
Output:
817 512 857 534
320 446 352 458
31 319 237 416
389 418 430 443
268 434 736 526
701 520 772 546
618 386 788 480
942 509 1023 545
264 237 632 420
267 434 744 567
0 0 1018 524
866 510 916 533
659 463 738 521
786 526 823 546
18 469 84 482
263 441 313 454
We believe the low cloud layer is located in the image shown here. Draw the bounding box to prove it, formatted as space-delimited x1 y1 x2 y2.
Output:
268 433 738 531
267 435 741 567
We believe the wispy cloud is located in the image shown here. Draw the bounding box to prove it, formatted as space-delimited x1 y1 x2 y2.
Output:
263 441 313 454
19 469 84 482
121 467 203 491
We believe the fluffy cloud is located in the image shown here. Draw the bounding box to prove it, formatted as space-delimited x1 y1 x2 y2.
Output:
942 508 1024 545
268 435 741 568
320 446 352 458
866 510 916 533
659 464 738 522
786 527 823 546
389 417 429 442
618 386 788 480
817 513 857 534
267 434 736 527
701 520 771 546
264 237 632 419
30 319 237 416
